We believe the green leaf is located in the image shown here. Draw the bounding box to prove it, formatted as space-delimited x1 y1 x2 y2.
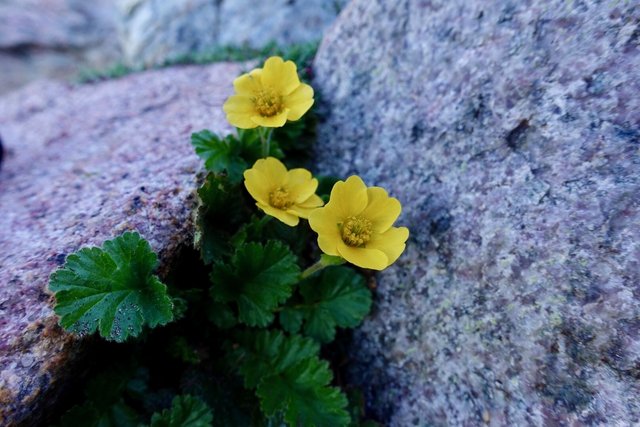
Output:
150 395 213 427
280 267 371 343
210 241 300 327
49 232 174 342
207 301 237 329
194 173 246 264
232 330 320 388
257 358 350 427
230 331 350 427
191 130 247 183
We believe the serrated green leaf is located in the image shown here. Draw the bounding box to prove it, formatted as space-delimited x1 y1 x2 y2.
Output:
283 267 371 343
150 395 213 427
232 330 320 388
210 241 299 327
279 307 303 334
49 232 174 342
256 358 350 427
194 173 246 264
191 130 247 183
207 301 237 329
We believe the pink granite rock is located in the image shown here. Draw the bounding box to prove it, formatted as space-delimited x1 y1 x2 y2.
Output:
0 62 243 425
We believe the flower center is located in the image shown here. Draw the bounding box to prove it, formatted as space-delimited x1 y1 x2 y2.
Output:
341 216 373 247
253 88 283 117
269 187 292 209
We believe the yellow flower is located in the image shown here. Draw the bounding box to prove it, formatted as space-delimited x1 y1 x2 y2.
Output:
244 157 324 226
223 56 314 129
309 176 409 270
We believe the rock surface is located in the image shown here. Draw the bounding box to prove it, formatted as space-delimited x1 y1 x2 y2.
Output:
0 62 241 426
313 0 640 425
117 0 347 66
0 0 120 96
0 0 347 94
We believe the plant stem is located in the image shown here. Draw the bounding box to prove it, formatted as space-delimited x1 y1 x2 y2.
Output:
300 254 346 280
259 127 274 158
300 260 325 280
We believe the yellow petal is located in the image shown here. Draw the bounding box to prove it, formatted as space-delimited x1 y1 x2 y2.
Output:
309 205 340 235
289 194 323 218
325 176 368 219
258 203 299 226
361 187 402 233
223 95 254 116
243 168 270 205
261 56 300 96
317 234 340 256
297 193 324 209
367 226 409 267
337 243 388 270
226 113 258 129
284 83 314 121
286 169 318 203
233 68 263 95
252 157 288 186
251 109 289 128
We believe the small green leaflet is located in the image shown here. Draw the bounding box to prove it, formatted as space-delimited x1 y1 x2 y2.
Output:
230 330 350 427
191 130 247 183
150 395 213 427
210 241 300 327
49 232 174 342
280 267 372 343
194 173 246 265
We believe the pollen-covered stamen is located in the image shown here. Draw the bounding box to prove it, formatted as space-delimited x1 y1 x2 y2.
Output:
341 216 373 247
253 87 284 117
269 187 292 209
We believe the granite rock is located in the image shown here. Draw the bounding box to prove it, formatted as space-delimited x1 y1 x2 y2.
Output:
0 62 242 426
117 0 348 66
313 0 640 425
0 0 121 95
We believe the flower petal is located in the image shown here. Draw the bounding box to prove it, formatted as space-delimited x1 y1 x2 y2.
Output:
243 169 270 205
286 169 318 203
367 226 409 267
258 203 299 226
289 194 323 218
361 187 402 233
325 175 368 219
309 205 341 235
223 95 254 114
251 109 289 128
233 69 263 95
226 113 258 129
284 83 314 121
261 56 300 96
251 157 287 188
337 243 388 270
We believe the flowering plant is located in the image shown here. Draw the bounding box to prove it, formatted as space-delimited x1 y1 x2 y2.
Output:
48 52 407 427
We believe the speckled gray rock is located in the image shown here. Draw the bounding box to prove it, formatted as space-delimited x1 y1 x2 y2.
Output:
314 0 640 425
0 62 241 426
117 0 348 66
0 0 120 95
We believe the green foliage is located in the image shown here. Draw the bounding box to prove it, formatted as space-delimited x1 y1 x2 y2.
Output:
231 331 350 427
149 395 213 427
51 41 381 426
78 41 318 83
191 130 249 183
55 367 139 427
280 267 372 343
194 173 246 264
210 241 300 327
49 232 173 342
